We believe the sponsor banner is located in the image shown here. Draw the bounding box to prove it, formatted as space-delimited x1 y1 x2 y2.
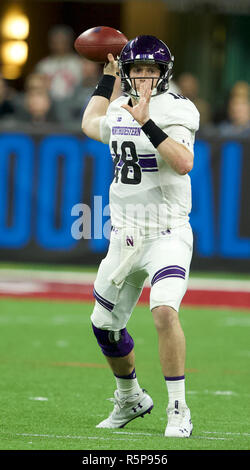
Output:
0 129 249 272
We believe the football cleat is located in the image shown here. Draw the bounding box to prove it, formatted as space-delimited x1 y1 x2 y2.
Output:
96 389 154 429
165 401 193 438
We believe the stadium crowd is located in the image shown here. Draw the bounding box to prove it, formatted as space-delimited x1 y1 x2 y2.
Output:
0 25 249 136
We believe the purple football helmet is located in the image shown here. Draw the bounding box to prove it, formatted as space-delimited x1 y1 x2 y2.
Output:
118 35 174 98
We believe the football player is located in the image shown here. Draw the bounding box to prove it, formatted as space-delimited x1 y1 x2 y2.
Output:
82 35 199 437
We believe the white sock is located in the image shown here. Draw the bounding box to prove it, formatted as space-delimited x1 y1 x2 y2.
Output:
165 375 186 408
114 368 141 399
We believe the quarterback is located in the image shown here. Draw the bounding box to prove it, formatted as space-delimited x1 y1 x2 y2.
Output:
82 35 199 437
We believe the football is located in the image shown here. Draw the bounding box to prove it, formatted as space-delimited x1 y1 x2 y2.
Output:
74 26 128 63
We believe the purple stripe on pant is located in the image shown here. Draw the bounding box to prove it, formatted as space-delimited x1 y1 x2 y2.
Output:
93 288 114 312
151 265 186 286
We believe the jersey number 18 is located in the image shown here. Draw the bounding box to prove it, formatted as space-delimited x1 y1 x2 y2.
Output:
111 141 142 185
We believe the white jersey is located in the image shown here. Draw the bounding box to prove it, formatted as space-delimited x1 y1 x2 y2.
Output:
100 92 200 235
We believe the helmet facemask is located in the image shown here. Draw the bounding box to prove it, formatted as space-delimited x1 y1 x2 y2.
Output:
119 62 165 99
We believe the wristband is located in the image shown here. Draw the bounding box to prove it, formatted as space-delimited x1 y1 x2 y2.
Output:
141 119 168 148
92 74 116 100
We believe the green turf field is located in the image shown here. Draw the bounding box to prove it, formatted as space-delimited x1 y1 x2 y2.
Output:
0 298 249 450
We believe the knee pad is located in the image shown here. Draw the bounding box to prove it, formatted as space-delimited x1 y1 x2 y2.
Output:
91 323 134 357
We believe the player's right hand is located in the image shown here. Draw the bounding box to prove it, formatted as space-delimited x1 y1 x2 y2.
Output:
121 80 151 126
104 53 119 77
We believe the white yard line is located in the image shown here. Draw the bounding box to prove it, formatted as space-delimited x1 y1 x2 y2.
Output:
193 436 232 440
0 430 237 442
113 431 233 441
2 431 140 442
203 431 250 437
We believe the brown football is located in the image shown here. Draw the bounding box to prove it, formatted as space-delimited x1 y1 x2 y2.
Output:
74 26 128 63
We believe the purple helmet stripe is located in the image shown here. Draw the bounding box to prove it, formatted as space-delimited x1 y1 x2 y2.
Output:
93 288 114 312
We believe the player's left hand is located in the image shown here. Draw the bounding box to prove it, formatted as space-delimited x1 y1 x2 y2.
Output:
121 79 151 126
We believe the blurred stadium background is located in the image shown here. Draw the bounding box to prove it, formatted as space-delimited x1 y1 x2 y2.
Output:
0 0 249 272
0 0 249 451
